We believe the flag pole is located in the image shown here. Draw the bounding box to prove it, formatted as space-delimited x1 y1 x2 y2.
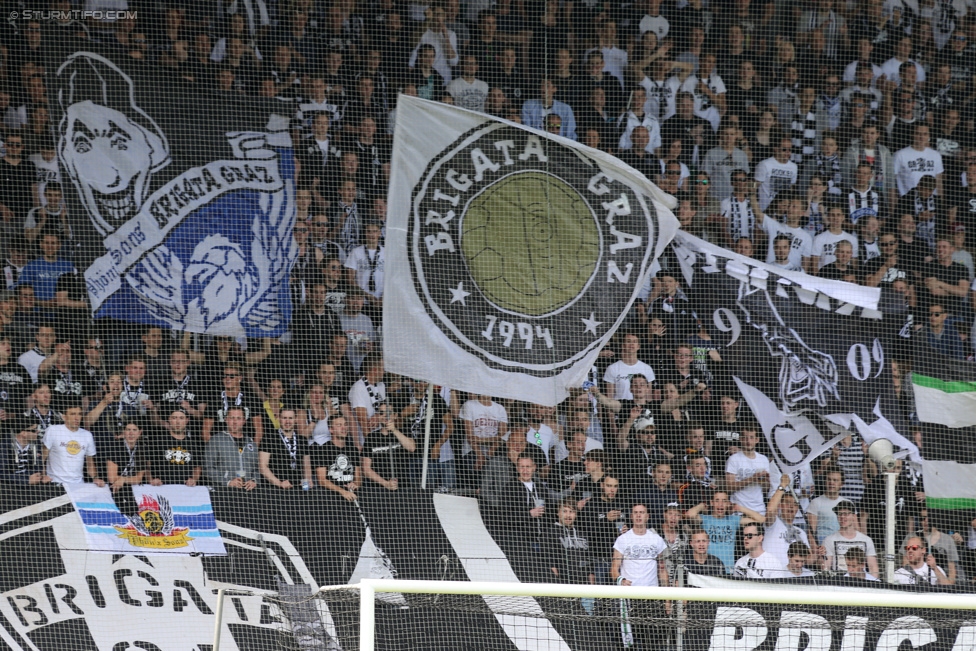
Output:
421 383 434 489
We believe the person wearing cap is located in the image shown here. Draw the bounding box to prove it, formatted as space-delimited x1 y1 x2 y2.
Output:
763 473 815 568
894 535 952 585
822 498 879 575
0 416 50 484
725 426 771 516
618 408 673 492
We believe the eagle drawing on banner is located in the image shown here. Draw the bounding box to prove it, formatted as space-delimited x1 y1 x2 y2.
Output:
55 52 296 335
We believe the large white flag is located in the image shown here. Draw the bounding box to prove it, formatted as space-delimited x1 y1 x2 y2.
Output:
384 96 679 405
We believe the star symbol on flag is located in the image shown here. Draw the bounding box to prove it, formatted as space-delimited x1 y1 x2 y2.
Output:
449 282 471 306
582 312 602 335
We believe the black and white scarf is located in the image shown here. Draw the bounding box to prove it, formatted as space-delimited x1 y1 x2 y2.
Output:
816 153 843 194
791 109 817 164
847 187 881 225
279 429 298 470
853 146 886 194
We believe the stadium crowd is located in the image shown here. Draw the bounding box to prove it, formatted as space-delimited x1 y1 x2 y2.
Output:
1 0 976 618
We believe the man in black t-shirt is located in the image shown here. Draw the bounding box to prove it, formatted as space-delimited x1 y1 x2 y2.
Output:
150 350 207 421
550 430 587 499
361 408 416 490
920 236 970 315
148 410 203 486
862 232 912 287
259 408 307 489
314 415 361 500
203 362 263 446
0 336 30 420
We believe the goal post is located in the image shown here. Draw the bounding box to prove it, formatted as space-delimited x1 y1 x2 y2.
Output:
348 579 976 651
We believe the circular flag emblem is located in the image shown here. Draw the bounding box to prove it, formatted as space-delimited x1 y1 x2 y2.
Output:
410 124 657 373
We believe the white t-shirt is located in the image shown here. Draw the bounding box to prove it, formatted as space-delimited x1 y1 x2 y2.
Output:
726 451 771 515
880 57 926 85
348 379 386 445
807 495 842 543
763 517 810 568
762 219 814 270
812 231 859 269
894 563 944 585
640 75 681 122
460 399 508 456
18 349 47 383
734 550 784 579
446 77 490 112
344 245 385 298
618 112 662 152
603 360 656 400
755 158 798 210
28 153 61 205
613 528 668 586
639 13 670 39
893 146 943 196
823 531 877 571
44 424 96 485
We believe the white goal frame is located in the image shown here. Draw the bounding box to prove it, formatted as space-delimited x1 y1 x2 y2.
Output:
348 579 976 651
211 579 976 650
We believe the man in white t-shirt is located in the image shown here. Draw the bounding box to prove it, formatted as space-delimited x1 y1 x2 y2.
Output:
611 503 670 648
754 136 798 210
823 499 878 574
893 535 952 585
725 428 770 515
603 332 655 400
460 395 508 470
754 190 815 274
893 124 944 196
446 55 490 112
807 467 844 544
812 204 859 271
348 353 386 448
762 474 811 568
734 522 785 578
43 404 104 486
344 221 385 305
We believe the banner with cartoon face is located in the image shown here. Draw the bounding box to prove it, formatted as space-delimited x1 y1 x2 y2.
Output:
384 96 680 406
54 51 297 336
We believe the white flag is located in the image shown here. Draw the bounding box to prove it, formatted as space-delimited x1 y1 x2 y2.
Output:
384 96 679 406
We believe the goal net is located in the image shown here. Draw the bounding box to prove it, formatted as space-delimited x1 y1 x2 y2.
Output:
3 2 976 651
257 579 976 651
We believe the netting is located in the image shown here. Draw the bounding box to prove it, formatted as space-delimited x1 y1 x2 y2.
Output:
2 0 976 649
259 583 976 651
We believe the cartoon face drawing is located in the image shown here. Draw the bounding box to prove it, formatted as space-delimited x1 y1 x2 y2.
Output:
56 53 170 236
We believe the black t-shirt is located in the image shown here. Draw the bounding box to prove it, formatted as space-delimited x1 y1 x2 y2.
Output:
263 430 305 486
207 387 261 427
0 360 30 417
49 365 85 414
313 441 360 486
147 431 203 484
54 272 89 341
550 458 586 496
0 158 35 219
310 441 360 487
362 430 411 483
108 439 149 478
861 254 911 286
151 373 207 413
708 419 742 462
920 260 969 310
